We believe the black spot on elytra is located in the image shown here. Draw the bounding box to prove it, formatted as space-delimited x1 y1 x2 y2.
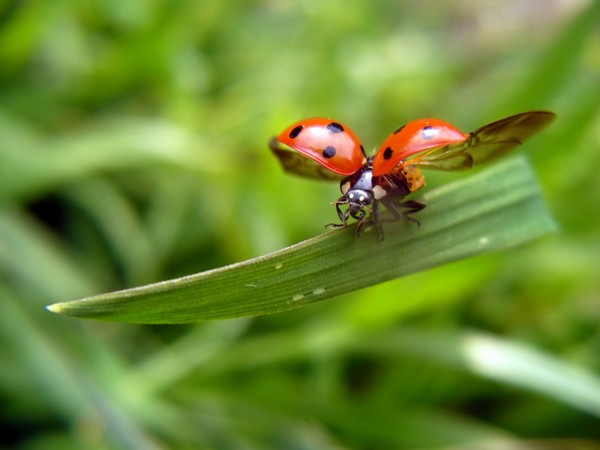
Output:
289 125 303 139
383 147 394 160
323 146 336 158
327 122 344 133
393 124 406 134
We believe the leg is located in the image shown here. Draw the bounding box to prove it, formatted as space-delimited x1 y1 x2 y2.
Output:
354 200 384 240
400 200 426 226
381 198 426 226
326 202 350 229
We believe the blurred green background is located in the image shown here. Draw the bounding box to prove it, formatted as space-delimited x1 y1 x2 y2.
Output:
1 1 599 449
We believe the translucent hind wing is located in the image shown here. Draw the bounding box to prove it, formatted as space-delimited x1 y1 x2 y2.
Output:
404 111 556 171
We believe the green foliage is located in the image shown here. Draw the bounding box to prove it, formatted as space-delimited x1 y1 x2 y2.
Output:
1 1 600 449
48 157 555 323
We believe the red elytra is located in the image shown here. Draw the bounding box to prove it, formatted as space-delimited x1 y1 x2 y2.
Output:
270 111 555 239
276 118 366 175
372 118 468 176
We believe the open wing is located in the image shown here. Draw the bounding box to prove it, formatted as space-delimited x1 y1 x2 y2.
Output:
269 137 343 181
404 111 556 171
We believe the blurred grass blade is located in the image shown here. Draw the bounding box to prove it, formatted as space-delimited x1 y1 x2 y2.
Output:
463 332 600 417
0 113 230 201
47 156 555 324
379 328 600 418
494 0 600 113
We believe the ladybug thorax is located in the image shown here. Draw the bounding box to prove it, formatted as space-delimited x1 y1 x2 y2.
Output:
340 161 388 204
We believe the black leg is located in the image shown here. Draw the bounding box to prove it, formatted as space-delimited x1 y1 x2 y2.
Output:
370 200 385 240
380 198 426 226
326 202 349 229
354 210 367 237
400 200 426 226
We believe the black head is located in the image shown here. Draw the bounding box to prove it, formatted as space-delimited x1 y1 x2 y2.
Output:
334 188 374 224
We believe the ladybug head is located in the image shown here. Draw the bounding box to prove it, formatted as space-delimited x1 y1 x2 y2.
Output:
333 163 377 226
334 188 374 224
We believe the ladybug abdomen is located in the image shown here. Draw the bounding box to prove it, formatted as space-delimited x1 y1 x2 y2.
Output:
400 165 425 193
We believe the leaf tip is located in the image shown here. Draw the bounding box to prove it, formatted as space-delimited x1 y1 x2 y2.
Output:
46 302 65 314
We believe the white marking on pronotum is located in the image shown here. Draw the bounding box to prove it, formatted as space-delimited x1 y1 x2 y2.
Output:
274 262 283 270
292 293 304 302
313 288 325 295
341 181 351 195
372 185 386 200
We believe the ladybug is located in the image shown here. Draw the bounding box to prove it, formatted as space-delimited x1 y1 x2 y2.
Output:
269 111 555 239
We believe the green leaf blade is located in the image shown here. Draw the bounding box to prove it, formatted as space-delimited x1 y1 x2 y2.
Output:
47 156 555 323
